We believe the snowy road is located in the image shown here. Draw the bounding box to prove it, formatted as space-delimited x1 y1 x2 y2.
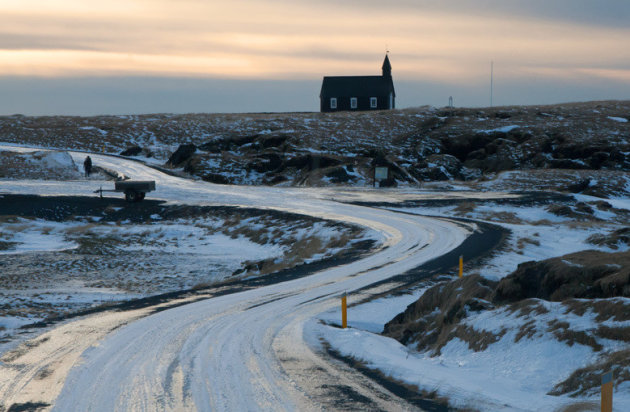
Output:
1 149 471 410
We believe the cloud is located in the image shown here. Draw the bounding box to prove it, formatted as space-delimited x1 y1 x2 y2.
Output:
0 0 628 113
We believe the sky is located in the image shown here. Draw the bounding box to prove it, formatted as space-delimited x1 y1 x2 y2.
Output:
1 0 629 115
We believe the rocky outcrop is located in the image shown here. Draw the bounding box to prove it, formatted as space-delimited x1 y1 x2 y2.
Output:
167 144 197 166
120 146 143 156
493 250 630 301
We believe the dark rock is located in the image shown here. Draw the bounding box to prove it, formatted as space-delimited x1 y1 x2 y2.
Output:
506 129 533 143
546 204 575 217
485 137 515 155
574 202 594 215
284 154 341 170
414 167 450 181
589 152 610 169
198 137 232 153
441 133 495 161
567 178 591 193
265 174 288 185
379 177 398 187
426 154 462 177
383 274 496 350
466 148 486 160
120 146 142 156
167 144 197 166
588 227 630 249
231 134 259 146
553 144 605 160
547 159 589 169
202 173 230 184
592 200 613 210
258 134 288 149
413 153 465 179
198 134 258 153
325 167 352 183
246 153 283 173
493 250 630 301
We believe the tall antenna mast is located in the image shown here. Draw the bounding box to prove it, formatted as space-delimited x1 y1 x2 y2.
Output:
490 60 494 107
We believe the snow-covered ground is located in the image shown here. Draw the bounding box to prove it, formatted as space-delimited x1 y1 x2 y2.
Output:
313 198 630 411
1 146 472 410
1 145 628 411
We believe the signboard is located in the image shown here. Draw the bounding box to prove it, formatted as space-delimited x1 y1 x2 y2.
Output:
375 167 388 181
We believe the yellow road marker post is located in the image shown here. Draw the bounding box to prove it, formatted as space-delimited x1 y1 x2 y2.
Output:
459 255 463 278
601 370 613 412
341 293 347 329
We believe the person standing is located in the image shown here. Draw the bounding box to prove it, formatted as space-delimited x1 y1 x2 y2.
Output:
84 156 92 177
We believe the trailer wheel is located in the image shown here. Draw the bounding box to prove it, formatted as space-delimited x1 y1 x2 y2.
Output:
138 192 146 201
125 190 140 202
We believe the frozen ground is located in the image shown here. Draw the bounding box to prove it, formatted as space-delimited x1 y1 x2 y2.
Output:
0 199 374 342
314 196 630 411
1 144 629 411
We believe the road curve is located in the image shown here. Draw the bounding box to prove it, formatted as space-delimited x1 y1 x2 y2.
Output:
1 149 469 410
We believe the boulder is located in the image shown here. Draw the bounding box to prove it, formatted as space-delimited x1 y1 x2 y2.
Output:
547 159 589 169
120 146 143 156
202 173 230 184
588 152 610 169
284 154 341 170
246 153 283 173
325 166 352 183
493 250 630 301
199 134 258 153
379 177 398 187
567 178 591 193
441 133 495 161
258 134 289 149
426 154 462 176
167 144 197 166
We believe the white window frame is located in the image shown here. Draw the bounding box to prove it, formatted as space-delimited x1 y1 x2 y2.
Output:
370 97 377 108
350 97 358 109
330 97 337 109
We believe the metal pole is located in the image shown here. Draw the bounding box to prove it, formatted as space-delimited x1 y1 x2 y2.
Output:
341 293 347 329
490 61 494 108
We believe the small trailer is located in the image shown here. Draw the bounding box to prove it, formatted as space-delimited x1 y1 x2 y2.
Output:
94 180 156 202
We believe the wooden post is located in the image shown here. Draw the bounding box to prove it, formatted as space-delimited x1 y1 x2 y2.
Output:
459 255 463 278
341 293 347 329
601 371 613 412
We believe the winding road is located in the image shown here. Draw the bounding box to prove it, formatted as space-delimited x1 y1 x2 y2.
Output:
1 149 475 410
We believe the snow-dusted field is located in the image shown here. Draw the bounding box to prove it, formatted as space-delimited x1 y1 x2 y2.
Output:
1 145 629 411
0 147 473 410
316 198 630 411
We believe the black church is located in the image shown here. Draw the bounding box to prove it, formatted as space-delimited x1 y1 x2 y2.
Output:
319 55 395 112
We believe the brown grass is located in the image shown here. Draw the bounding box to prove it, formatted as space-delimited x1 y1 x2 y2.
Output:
514 319 538 342
516 237 541 249
564 299 630 322
383 274 498 355
547 320 603 352
595 325 630 342
549 348 630 397
453 201 476 214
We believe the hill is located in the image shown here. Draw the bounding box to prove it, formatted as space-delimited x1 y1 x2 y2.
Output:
1 100 628 192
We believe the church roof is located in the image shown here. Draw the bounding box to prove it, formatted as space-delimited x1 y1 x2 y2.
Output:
319 75 395 98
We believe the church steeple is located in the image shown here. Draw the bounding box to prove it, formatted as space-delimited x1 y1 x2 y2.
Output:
382 54 392 78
